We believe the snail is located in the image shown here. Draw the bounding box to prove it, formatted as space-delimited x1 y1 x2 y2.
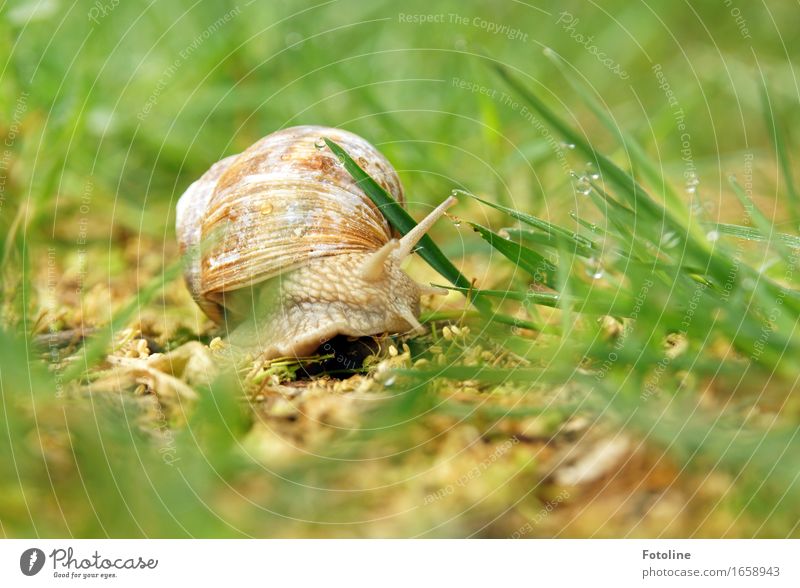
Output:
176 125 455 359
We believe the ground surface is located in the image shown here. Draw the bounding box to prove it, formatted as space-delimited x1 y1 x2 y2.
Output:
2 0 799 538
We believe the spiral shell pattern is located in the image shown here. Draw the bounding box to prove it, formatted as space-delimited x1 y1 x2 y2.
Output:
176 125 405 322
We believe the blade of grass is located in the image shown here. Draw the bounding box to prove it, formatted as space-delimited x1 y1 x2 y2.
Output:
420 309 542 332
759 82 799 220
709 222 800 249
501 227 593 257
543 47 685 212
470 222 557 288
729 175 794 264
324 137 490 313
490 61 728 281
436 283 635 316
569 212 605 237
434 284 559 305
456 189 596 253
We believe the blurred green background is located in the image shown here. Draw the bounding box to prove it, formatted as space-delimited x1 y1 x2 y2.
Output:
3 0 796 248
2 0 800 538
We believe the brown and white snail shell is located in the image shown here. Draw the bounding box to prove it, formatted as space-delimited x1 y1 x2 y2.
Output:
176 125 454 359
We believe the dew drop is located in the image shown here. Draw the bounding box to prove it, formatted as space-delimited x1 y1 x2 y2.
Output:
685 174 700 194
584 162 600 180
586 257 604 280
573 175 592 196
660 231 680 249
260 202 273 216
706 230 720 242
314 138 326 150
562 142 576 150
450 188 473 198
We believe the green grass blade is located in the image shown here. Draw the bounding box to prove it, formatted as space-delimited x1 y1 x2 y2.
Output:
490 62 725 279
434 284 560 306
458 189 596 252
710 222 800 249
544 47 685 212
729 175 794 264
470 222 556 287
490 62 648 208
420 309 541 331
324 138 490 312
501 227 594 257
759 83 799 220
435 283 637 317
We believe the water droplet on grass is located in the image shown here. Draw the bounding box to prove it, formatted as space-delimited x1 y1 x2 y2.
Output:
584 162 600 180
586 257 604 279
685 174 700 194
573 175 592 196
660 231 680 249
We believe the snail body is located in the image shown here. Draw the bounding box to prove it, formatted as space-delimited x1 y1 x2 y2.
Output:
176 125 453 359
